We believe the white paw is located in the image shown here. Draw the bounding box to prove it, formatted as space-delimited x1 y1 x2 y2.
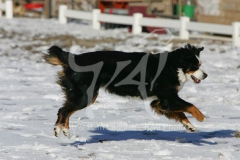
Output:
54 125 62 137
182 122 196 132
62 127 70 138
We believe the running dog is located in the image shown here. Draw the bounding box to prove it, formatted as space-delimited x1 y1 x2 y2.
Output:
43 44 207 137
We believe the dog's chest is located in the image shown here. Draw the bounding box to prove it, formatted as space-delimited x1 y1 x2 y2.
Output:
177 68 187 91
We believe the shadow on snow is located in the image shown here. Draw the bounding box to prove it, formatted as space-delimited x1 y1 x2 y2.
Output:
66 128 235 146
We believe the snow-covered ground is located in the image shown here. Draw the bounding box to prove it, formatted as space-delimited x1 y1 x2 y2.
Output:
0 18 240 160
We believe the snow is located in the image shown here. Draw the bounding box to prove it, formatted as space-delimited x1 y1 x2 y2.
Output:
0 17 240 160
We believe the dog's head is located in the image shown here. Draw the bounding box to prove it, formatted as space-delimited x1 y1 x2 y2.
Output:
171 44 208 84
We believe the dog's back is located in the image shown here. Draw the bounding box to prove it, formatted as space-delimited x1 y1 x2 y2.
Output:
44 46 159 98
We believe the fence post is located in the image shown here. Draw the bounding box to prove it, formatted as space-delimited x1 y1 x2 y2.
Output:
92 9 100 30
132 13 143 34
59 5 67 24
5 0 13 19
180 16 190 40
0 0 2 18
233 22 240 47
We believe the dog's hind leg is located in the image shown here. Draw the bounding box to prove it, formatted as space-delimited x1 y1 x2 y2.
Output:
54 110 63 137
62 93 98 137
54 93 99 137
54 106 68 137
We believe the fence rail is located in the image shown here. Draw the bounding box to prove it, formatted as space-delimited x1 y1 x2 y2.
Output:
65 9 92 20
140 17 180 28
98 13 134 25
58 5 240 47
0 0 13 19
187 22 233 35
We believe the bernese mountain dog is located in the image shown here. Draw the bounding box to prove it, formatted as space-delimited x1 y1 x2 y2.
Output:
43 44 207 137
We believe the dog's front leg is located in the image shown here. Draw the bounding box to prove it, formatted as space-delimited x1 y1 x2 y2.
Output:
157 95 206 122
151 100 196 132
184 105 206 122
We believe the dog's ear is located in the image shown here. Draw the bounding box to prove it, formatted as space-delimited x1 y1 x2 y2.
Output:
184 43 193 50
195 47 204 57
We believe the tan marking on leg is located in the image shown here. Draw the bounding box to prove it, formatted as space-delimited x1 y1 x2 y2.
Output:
56 112 63 126
150 101 198 132
62 111 75 137
164 112 196 132
64 111 76 129
164 112 188 122
186 106 205 122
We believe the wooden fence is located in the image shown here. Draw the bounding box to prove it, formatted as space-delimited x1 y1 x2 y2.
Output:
59 5 240 47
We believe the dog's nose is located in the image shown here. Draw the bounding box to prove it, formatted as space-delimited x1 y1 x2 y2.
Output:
203 73 208 79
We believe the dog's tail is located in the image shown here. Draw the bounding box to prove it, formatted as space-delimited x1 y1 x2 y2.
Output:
43 46 69 66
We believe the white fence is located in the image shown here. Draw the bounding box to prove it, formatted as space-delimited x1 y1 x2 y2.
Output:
58 5 240 47
0 0 13 19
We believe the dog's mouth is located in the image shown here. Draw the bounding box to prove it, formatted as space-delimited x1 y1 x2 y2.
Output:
191 75 201 83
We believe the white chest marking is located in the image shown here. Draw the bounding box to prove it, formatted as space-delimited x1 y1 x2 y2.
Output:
177 68 187 90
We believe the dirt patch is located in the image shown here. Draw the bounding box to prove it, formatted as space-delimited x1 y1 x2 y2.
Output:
38 35 124 49
21 34 125 53
0 28 124 53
